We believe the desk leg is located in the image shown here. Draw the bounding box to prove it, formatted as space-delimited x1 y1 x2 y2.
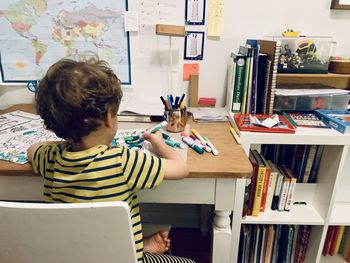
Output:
211 179 235 263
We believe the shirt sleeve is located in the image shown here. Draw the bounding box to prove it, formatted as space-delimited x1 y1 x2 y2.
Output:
121 147 165 191
31 144 55 176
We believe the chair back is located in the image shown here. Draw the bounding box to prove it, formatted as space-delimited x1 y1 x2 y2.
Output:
0 201 138 263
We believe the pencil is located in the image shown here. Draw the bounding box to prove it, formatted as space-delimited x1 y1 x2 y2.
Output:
230 127 241 145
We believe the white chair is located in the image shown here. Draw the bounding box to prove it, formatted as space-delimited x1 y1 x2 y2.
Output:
0 201 138 263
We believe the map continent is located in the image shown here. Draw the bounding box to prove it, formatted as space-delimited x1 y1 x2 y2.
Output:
0 0 131 84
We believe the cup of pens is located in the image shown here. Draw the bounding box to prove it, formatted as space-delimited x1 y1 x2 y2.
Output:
161 94 187 133
164 107 187 133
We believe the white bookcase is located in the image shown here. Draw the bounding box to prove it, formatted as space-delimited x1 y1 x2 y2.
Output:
230 127 350 263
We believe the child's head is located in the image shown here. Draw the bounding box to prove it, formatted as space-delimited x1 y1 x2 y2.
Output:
36 58 123 142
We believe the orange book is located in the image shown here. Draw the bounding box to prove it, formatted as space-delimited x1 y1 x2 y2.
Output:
329 226 340 256
260 155 271 212
343 229 350 261
323 226 335 256
330 226 345 256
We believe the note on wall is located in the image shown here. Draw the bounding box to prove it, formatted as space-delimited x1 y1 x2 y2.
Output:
184 31 205 60
207 0 224 37
185 0 206 25
183 63 199 80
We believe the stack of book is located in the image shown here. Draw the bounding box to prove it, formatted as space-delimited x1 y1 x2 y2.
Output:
323 226 350 261
243 146 324 218
226 39 282 115
238 224 312 263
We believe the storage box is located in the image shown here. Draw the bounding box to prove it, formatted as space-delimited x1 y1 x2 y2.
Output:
272 36 334 74
273 90 350 112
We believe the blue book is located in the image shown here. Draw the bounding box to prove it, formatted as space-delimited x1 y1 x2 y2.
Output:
314 110 350 134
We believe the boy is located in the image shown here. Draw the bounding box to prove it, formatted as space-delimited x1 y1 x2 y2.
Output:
27 59 194 263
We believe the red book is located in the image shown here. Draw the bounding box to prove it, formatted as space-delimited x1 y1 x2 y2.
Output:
323 226 335 256
234 113 295 133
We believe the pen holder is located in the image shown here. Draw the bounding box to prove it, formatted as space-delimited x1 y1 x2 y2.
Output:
164 107 187 133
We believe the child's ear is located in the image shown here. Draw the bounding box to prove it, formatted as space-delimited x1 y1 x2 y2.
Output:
104 109 116 128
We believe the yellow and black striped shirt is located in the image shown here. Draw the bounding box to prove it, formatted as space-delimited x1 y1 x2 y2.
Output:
32 142 165 263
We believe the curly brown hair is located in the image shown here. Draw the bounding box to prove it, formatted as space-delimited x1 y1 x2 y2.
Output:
36 58 123 142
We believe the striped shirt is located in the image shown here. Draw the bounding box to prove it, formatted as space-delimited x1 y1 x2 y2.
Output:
31 142 165 263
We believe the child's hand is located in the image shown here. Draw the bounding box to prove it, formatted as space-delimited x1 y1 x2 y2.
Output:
142 130 164 146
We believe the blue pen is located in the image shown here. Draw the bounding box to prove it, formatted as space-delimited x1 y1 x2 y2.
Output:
167 95 173 110
174 96 180 109
181 136 204 154
170 95 174 107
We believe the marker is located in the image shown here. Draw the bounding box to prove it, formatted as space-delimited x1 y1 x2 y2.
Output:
189 135 211 152
178 93 186 107
191 129 207 145
230 127 241 144
143 121 168 135
162 133 185 149
167 95 173 110
160 96 169 109
203 136 219 156
164 139 177 148
181 136 204 154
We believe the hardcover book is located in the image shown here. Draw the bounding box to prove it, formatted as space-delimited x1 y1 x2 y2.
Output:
234 113 296 133
282 112 329 128
315 110 350 134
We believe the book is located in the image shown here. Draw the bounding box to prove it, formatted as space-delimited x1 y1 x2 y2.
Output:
290 225 299 263
256 53 269 114
248 150 259 216
315 109 350 134
272 224 282 263
239 45 254 114
246 39 260 114
229 53 246 113
234 113 296 133
282 112 329 128
258 39 282 114
302 145 318 183
271 163 284 211
259 154 271 212
281 166 297 211
323 226 335 256
278 169 291 211
308 145 325 183
266 160 279 210
264 225 275 263
251 150 267 216
330 226 345 256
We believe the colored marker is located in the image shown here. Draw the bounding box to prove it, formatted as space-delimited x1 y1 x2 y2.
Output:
189 135 211 152
191 128 207 145
230 127 241 145
204 136 219 156
162 133 185 149
160 96 169 109
178 93 185 107
181 136 204 154
167 95 173 110
143 121 168 135
164 139 177 148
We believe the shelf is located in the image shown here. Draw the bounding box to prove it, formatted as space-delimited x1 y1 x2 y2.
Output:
241 205 324 225
277 73 350 89
239 127 350 146
329 202 350 225
321 254 348 263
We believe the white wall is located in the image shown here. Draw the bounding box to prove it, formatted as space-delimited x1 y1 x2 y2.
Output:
1 0 350 109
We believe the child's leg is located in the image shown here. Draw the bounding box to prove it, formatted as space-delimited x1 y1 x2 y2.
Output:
143 252 196 263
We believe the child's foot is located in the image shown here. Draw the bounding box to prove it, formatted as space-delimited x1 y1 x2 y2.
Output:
143 230 171 254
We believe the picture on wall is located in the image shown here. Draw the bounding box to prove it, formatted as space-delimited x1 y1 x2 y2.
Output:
331 0 350 10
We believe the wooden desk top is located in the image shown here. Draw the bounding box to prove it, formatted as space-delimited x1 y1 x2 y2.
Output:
0 104 252 179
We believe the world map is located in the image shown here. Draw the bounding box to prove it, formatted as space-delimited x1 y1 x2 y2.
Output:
0 0 131 84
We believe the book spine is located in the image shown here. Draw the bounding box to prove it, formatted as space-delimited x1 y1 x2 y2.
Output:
302 145 317 183
232 56 246 112
308 145 325 183
241 52 252 114
252 167 266 216
260 166 270 212
271 173 284 210
278 176 290 211
285 177 297 211
265 171 277 211
226 55 236 113
268 41 281 114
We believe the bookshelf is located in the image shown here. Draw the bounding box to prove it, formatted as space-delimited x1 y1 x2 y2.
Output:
230 127 350 263
277 73 350 90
